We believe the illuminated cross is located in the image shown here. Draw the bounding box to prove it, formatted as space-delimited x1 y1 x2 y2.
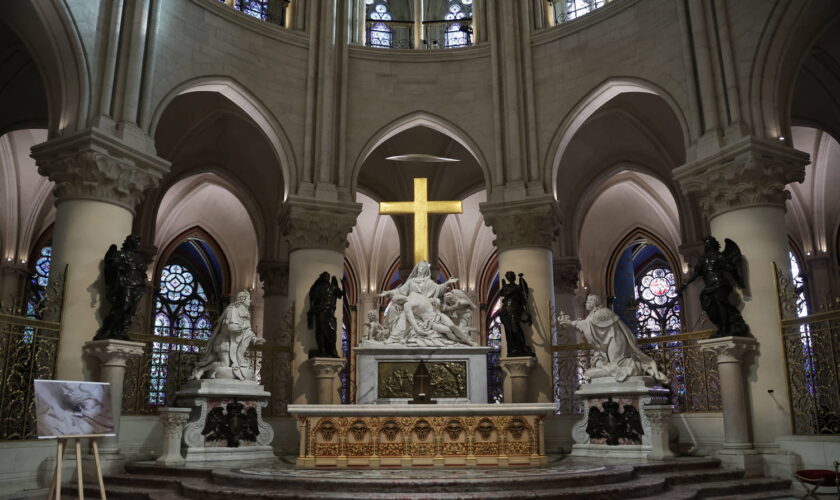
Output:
379 178 462 265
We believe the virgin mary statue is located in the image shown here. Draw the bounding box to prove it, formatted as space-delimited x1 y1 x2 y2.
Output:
377 261 476 347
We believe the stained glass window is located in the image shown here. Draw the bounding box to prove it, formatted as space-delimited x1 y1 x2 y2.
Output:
23 244 52 342
551 0 610 24
486 297 503 403
149 234 226 406
233 0 287 26
150 264 214 405
635 267 681 338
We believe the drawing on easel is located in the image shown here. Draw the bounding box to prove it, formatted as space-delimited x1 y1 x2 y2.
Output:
34 380 115 438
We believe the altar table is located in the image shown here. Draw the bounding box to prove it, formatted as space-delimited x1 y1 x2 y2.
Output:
288 403 555 468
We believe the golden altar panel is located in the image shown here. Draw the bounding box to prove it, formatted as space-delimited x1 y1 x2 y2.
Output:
295 413 547 468
377 361 467 399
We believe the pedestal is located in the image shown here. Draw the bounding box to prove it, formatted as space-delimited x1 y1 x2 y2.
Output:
644 405 676 460
570 376 671 459
156 408 191 466
175 379 275 464
309 358 344 404
500 356 535 403
355 346 490 404
699 336 761 475
82 339 145 475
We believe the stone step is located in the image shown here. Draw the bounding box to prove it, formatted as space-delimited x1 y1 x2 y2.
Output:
651 467 745 485
178 475 669 499
208 465 639 494
690 477 792 498
106 473 184 490
631 458 722 474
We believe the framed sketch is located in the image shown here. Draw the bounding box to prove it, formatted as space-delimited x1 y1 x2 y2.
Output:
34 380 115 438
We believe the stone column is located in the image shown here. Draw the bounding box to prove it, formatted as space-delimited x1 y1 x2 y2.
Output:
82 338 145 474
481 196 560 403
500 357 535 403
31 129 168 381
310 358 344 404
258 260 289 343
279 197 361 404
675 137 808 447
0 263 29 308
156 407 191 466
699 336 760 473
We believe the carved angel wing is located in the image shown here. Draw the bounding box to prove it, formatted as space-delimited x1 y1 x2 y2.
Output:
621 405 644 440
202 407 226 441
723 238 746 289
518 274 533 325
585 406 604 439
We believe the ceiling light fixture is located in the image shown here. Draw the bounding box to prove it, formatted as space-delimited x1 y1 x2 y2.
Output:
385 154 460 163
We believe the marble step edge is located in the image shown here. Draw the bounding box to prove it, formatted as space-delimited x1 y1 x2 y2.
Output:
653 467 745 485
674 477 791 497
177 476 670 499
631 458 722 474
207 465 638 492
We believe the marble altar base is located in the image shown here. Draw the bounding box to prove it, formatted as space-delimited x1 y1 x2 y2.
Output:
289 403 554 468
570 376 674 459
175 379 276 464
355 345 490 404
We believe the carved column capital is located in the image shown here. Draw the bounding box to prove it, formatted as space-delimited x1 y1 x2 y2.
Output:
30 128 170 213
480 196 561 251
0 262 29 279
500 356 536 377
83 339 145 368
258 260 289 297
309 357 345 378
553 257 581 295
279 196 362 253
698 336 758 364
674 137 809 220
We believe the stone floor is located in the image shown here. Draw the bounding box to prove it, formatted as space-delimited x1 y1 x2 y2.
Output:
27 455 804 499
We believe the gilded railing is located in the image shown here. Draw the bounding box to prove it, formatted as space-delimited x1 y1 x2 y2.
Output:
775 262 840 435
552 329 720 415
0 269 66 440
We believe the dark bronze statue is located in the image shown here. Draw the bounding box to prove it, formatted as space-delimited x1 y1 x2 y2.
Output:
307 272 344 358
680 236 750 338
95 235 148 341
499 271 535 357
202 400 259 448
586 399 643 446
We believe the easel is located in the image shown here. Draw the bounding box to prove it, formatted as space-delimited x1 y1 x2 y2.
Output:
46 434 107 500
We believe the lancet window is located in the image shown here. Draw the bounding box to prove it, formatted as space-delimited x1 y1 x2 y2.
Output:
218 0 288 26
485 272 503 403
149 232 227 405
363 0 473 49
549 0 612 25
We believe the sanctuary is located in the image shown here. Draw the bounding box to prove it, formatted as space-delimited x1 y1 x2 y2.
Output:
0 0 839 498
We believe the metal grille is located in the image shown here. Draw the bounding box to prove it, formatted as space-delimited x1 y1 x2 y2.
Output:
775 262 840 435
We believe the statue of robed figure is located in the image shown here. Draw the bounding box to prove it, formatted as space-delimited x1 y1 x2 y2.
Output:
95 235 148 341
680 236 750 338
499 271 535 357
307 272 344 358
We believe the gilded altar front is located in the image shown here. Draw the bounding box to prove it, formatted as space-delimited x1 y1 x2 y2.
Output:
289 404 554 468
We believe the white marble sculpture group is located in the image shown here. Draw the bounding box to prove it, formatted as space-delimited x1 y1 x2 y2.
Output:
557 294 669 384
191 290 265 381
361 261 477 348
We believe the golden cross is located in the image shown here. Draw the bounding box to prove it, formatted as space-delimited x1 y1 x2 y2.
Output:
379 178 462 265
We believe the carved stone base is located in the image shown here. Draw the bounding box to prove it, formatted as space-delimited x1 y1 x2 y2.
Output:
570 376 675 459
500 356 536 403
156 407 191 466
174 379 276 464
309 357 345 405
356 346 490 404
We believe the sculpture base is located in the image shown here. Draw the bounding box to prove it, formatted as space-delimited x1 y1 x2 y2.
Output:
175 379 276 464
355 346 490 404
570 377 675 459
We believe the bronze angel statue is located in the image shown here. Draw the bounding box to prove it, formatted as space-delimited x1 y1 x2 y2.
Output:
95 235 148 341
499 271 535 357
680 236 750 338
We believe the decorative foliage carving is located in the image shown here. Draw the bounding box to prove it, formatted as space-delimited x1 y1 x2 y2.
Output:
279 197 361 253
257 260 289 297
674 137 809 219
31 129 169 212
480 197 561 251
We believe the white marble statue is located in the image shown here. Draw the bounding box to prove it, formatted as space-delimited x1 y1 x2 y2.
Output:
191 290 266 381
372 261 477 347
362 309 388 343
557 295 669 384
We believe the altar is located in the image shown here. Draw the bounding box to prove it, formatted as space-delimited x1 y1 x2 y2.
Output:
288 403 554 468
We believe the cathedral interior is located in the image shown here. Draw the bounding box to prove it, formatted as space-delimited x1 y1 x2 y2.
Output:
0 0 839 497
